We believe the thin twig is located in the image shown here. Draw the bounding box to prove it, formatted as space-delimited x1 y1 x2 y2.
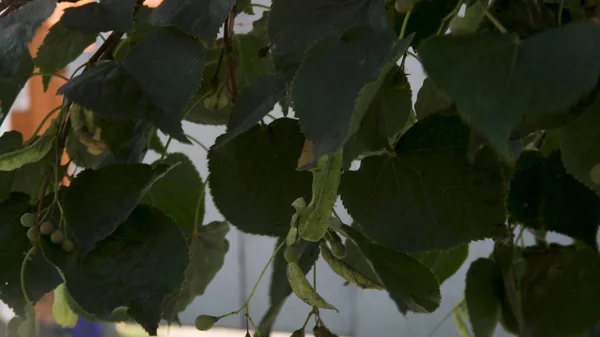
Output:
483 8 508 33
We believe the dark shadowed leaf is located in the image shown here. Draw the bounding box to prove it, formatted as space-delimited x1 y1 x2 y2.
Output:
507 150 600 248
257 239 320 336
268 0 389 78
0 0 55 78
344 66 412 162
0 132 23 200
419 21 600 156
63 163 172 253
61 0 136 33
561 92 600 198
143 153 204 237
0 50 33 124
343 225 440 314
465 258 502 337
41 205 188 336
150 0 235 44
293 28 411 164
515 245 600 337
35 22 97 90
414 244 469 284
162 221 229 322
208 118 312 236
340 114 506 252
0 193 61 316
414 78 452 120
216 74 286 147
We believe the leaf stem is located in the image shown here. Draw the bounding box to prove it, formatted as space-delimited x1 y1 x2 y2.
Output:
249 3 270 9
248 314 261 337
483 9 508 33
399 9 412 40
558 0 564 26
436 0 463 35
219 240 286 319
20 247 36 304
29 106 62 140
185 134 209 152
426 299 464 337
302 309 315 329
30 72 70 83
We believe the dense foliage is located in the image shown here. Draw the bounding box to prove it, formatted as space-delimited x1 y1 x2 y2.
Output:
1 0 600 336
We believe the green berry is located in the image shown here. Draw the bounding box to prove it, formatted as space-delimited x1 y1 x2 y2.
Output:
195 315 218 331
203 95 219 110
217 92 230 110
394 0 414 13
40 221 55 235
284 245 300 263
27 226 41 242
291 328 306 337
331 241 346 259
20 213 36 228
51 230 65 244
62 239 75 253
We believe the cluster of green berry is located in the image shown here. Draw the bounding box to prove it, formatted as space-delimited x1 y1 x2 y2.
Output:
20 213 74 252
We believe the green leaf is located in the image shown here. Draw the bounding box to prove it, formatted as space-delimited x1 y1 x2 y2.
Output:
208 118 312 236
268 0 389 77
52 283 78 328
453 300 474 337
390 0 458 47
162 221 229 322
340 114 506 252
0 0 55 77
342 238 381 287
0 193 62 316
465 258 502 337
561 92 600 198
216 74 287 147
41 205 189 336
17 303 37 337
419 21 600 156
143 153 205 237
297 150 343 241
513 245 600 337
414 78 452 120
94 120 154 166
149 0 235 44
344 66 412 162
343 225 441 314
414 244 469 284
257 239 320 336
35 22 97 91
0 131 55 172
485 0 555 37
59 39 196 143
0 49 33 123
12 153 66 201
149 131 165 154
63 163 172 253
292 28 411 162
507 150 600 248
60 0 136 33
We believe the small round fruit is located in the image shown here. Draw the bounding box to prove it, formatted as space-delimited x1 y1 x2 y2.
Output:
331 241 346 259
40 221 55 235
50 230 65 244
394 0 414 13
284 245 300 263
20 213 36 228
217 93 229 110
291 328 306 337
27 226 41 242
203 95 219 110
590 163 600 185
62 239 75 253
195 315 218 331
